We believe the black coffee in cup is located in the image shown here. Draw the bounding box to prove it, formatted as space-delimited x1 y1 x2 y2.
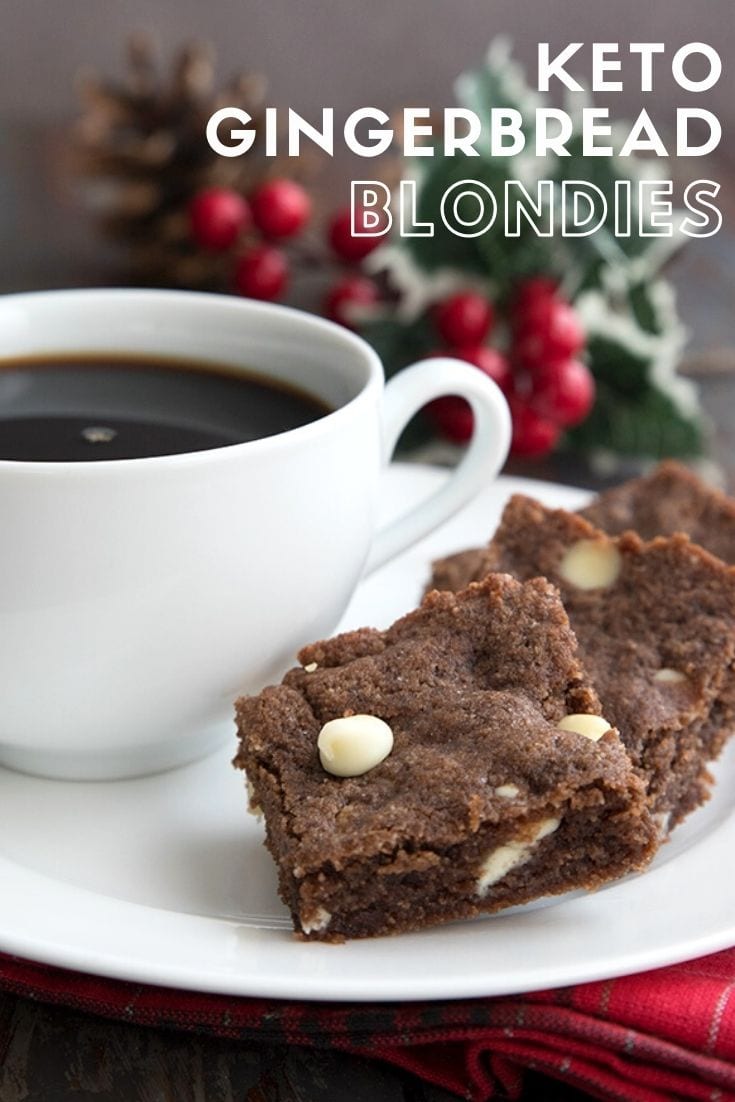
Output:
0 354 330 461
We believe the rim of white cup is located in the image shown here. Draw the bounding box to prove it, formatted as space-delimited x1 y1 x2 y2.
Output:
0 288 385 475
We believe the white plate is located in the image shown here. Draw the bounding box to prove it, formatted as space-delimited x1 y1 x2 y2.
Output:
1 464 734 1002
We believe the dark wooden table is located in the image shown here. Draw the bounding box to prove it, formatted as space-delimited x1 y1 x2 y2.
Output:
1 124 734 1101
2 993 599 1101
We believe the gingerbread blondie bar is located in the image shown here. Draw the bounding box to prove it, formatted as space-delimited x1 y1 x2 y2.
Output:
235 574 656 941
579 461 735 560
469 496 735 826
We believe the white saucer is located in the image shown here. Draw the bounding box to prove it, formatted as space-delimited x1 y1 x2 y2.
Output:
0 464 733 1002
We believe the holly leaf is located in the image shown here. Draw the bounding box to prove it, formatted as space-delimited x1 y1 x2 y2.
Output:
571 254 607 295
395 409 436 453
475 216 558 299
567 379 704 457
585 333 651 396
358 314 438 451
359 314 435 379
403 157 494 275
454 38 540 153
405 156 561 298
627 280 664 336
555 134 676 264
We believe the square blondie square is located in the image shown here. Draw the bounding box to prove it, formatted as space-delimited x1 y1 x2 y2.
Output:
235 574 656 942
430 462 735 594
482 495 735 828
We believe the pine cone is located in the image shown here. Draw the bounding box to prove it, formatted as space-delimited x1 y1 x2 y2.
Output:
73 33 288 289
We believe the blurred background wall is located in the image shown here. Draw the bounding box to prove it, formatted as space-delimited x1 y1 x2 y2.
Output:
2 0 733 165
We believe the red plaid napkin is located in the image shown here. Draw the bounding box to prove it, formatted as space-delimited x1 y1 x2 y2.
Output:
1 948 734 1101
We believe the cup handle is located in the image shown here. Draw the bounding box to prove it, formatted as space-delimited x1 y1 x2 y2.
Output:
363 357 512 575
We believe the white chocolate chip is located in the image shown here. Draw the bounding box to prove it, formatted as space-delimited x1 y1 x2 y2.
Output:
318 714 394 777
654 668 687 684
303 662 318 673
559 539 622 590
301 906 332 935
557 713 611 742
476 817 560 897
246 778 262 817
494 784 520 799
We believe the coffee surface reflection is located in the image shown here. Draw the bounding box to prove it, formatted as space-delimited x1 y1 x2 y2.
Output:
0 354 330 461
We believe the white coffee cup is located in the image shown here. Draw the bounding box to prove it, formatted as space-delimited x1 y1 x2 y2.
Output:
0 288 510 780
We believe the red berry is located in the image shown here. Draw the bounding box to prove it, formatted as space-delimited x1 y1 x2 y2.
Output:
425 396 474 444
452 344 512 395
250 178 311 239
513 299 585 370
423 345 511 443
510 399 561 457
424 344 513 444
512 276 559 317
324 275 380 328
530 358 595 428
233 245 288 300
328 206 388 262
188 187 250 251
434 293 494 346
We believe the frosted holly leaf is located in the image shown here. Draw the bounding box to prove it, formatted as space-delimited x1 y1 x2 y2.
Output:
474 212 559 294
623 274 686 340
364 244 491 323
454 36 541 160
578 268 687 350
576 284 688 383
357 312 434 382
553 133 688 264
571 283 703 460
567 375 704 459
398 155 502 277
